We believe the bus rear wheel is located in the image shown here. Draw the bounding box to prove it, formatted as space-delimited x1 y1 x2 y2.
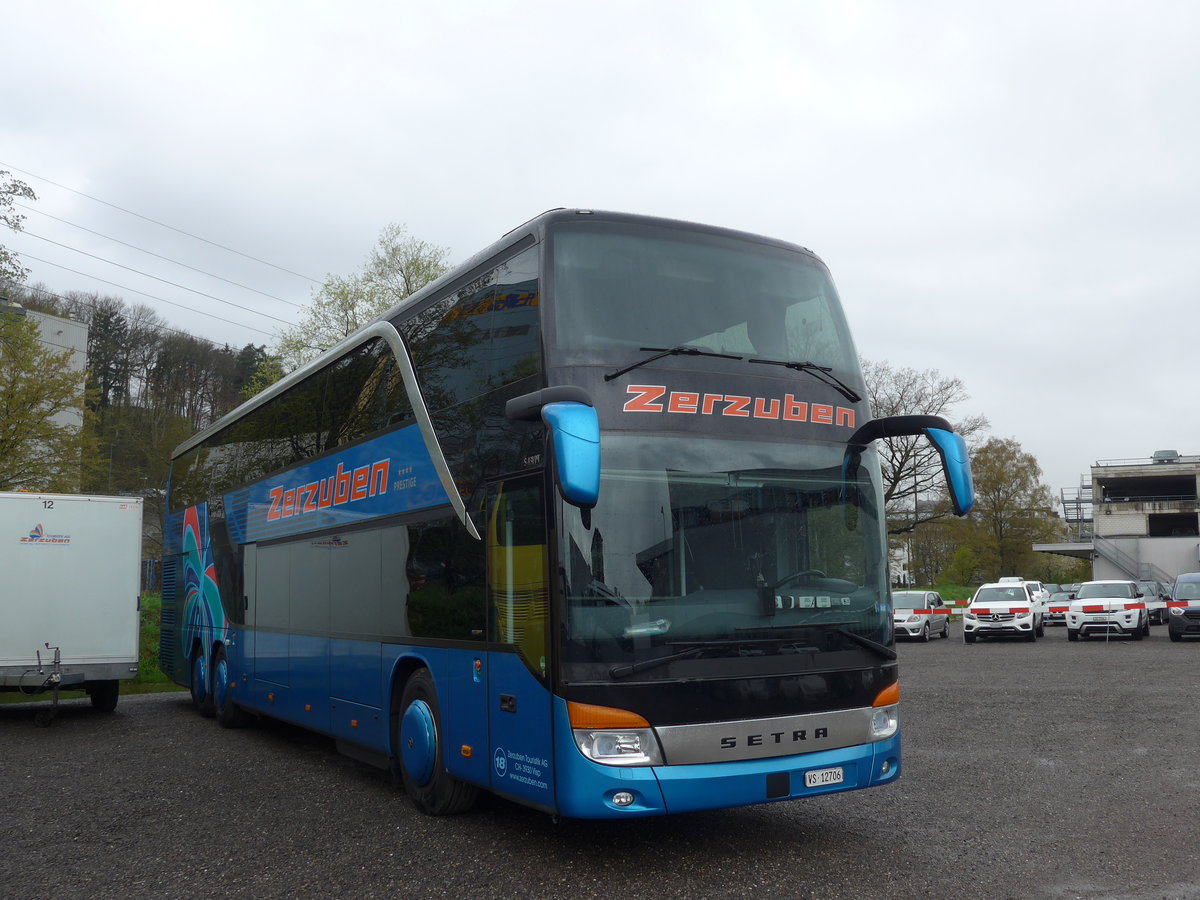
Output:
190 647 215 718
397 668 478 816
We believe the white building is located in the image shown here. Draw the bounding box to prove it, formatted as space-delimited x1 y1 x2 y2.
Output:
1037 452 1200 585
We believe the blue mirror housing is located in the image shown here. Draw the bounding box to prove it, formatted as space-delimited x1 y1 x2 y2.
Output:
845 414 974 517
541 401 600 508
924 427 974 515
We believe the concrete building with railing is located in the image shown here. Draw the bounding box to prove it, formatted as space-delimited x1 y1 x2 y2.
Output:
1036 451 1200 586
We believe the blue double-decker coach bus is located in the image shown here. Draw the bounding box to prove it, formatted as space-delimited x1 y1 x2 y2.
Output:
161 209 973 818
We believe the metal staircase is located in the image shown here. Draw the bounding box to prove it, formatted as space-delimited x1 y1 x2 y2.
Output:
1092 535 1173 584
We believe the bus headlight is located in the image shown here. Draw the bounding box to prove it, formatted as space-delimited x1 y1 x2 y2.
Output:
567 701 663 766
573 729 663 766
870 705 898 740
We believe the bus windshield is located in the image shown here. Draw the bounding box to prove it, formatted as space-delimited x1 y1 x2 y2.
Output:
558 434 889 681
549 221 860 376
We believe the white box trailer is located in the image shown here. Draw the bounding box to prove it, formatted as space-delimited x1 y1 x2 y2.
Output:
0 492 143 713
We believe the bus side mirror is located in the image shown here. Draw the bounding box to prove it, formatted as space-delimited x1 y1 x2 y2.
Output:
924 426 974 516
845 414 975 516
506 387 601 509
542 402 600 508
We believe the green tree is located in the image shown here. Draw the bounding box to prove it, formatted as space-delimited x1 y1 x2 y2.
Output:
277 224 450 369
0 309 89 491
1 170 37 284
241 350 285 399
939 543 981 586
963 436 1059 577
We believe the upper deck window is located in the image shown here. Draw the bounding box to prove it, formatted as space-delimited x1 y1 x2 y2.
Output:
549 223 858 375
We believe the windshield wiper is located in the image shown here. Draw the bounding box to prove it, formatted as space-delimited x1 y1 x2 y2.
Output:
747 622 896 660
605 346 743 382
748 358 862 403
609 644 710 679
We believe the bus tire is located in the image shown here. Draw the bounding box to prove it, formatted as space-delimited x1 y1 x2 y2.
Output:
190 647 215 718
213 645 250 729
88 680 120 712
397 668 478 816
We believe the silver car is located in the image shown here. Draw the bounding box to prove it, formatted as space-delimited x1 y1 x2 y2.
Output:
892 590 951 641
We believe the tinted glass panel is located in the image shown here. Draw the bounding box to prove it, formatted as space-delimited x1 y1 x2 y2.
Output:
169 337 414 511
397 245 542 414
550 223 858 377
558 434 889 682
406 515 486 642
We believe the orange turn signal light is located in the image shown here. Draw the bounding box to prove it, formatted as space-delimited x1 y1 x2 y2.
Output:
873 682 900 707
567 701 650 729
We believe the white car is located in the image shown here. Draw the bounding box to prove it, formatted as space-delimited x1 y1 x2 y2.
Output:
1066 580 1150 641
892 590 950 641
963 582 1045 643
999 576 1050 607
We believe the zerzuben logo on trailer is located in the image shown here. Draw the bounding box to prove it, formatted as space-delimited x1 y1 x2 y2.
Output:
622 384 856 428
266 458 391 523
19 523 71 544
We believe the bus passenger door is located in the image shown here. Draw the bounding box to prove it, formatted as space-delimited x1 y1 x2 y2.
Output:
486 477 555 811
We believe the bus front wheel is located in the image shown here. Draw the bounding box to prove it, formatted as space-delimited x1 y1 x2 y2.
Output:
397 668 478 816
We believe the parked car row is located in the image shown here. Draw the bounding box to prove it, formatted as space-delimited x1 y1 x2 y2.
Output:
957 574 1200 644
893 574 1200 644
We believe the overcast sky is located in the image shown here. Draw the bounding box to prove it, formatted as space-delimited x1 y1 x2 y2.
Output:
4 1 1198 497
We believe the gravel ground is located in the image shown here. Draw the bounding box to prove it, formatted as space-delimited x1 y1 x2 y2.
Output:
2 625 1199 899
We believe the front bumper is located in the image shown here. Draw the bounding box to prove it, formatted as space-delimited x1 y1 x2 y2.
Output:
963 614 1035 637
893 618 932 638
1067 610 1141 637
1168 608 1200 638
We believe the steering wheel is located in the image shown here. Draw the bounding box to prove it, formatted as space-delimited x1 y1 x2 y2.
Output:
768 569 827 593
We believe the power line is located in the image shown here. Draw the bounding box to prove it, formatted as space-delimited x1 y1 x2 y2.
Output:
0 161 321 284
16 202 306 309
20 231 296 327
18 253 279 338
16 281 249 348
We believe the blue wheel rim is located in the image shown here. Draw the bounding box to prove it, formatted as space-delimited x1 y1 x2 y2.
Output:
400 699 437 785
214 655 229 710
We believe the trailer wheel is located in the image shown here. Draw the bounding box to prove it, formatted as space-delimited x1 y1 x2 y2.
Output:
397 668 478 816
190 648 215 718
88 680 120 712
213 645 250 728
